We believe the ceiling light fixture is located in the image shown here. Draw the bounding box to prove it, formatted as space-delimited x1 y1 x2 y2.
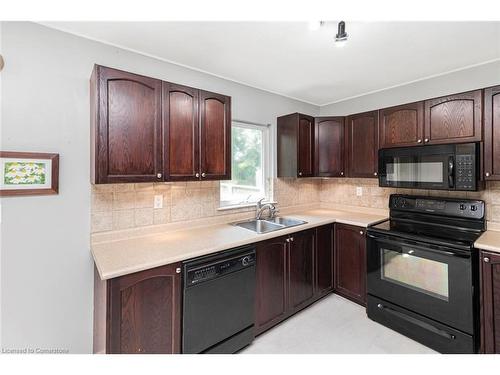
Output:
335 21 348 47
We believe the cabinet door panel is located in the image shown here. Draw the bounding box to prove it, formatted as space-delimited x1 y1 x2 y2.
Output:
481 251 500 354
200 90 231 180
424 90 482 145
94 66 162 183
109 264 181 354
315 117 345 177
288 230 315 312
316 225 334 297
334 224 366 306
346 111 379 178
484 86 500 180
164 83 199 180
379 102 424 148
298 115 315 177
255 238 288 334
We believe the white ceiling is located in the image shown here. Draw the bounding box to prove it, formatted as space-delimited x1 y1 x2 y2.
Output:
42 21 500 106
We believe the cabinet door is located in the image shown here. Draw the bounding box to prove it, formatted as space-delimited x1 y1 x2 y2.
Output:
92 66 163 183
297 114 315 177
163 83 199 180
315 117 345 177
484 86 500 180
199 90 231 180
334 224 367 306
481 251 500 354
424 90 482 145
288 230 315 312
379 102 424 148
108 263 181 354
345 111 379 178
255 237 288 335
315 224 334 297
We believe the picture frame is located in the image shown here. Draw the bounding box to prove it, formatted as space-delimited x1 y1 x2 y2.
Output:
0 151 59 196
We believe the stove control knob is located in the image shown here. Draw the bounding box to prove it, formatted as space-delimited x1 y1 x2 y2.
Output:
242 256 252 266
459 204 466 211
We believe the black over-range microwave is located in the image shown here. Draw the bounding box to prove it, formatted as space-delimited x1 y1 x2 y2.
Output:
378 143 481 191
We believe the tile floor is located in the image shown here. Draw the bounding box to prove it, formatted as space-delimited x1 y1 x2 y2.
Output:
241 294 437 354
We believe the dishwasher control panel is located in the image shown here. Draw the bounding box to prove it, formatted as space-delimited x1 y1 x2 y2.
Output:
185 252 255 286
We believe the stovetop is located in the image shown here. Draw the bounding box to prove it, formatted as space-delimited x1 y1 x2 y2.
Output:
369 218 484 250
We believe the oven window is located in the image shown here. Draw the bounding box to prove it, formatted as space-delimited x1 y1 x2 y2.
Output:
381 248 449 300
386 160 443 183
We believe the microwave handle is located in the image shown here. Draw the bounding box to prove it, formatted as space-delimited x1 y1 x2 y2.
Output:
448 156 455 189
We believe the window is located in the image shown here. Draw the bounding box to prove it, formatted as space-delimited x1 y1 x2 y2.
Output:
220 121 271 208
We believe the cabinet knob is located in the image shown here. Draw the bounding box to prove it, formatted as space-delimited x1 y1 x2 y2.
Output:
195 172 200 178
359 231 364 235
201 172 206 178
156 173 162 179
298 172 302 176
290 237 294 242
424 138 429 143
417 139 422 143
484 257 490 263
340 172 344 176
286 238 290 243
176 267 181 273
374 172 378 176
486 172 491 177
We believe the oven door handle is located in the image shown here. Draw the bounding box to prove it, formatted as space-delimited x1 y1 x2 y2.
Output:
448 156 455 189
376 303 456 340
367 233 471 258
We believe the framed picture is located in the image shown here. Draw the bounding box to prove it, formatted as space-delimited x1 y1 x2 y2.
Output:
0 151 59 196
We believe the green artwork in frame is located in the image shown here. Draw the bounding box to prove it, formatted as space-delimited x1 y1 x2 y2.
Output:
3 161 47 185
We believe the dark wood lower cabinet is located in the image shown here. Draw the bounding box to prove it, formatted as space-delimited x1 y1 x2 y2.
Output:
315 224 335 297
334 223 367 306
93 263 182 354
480 250 500 354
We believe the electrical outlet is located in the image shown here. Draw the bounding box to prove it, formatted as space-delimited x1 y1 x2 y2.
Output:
356 187 363 197
154 195 163 209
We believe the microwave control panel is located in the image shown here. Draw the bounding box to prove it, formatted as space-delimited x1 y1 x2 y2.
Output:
455 154 476 191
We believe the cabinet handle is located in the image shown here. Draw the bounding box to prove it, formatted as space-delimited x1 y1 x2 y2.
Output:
340 172 344 176
417 139 422 143
176 267 181 273
484 257 490 263
298 172 303 176
486 172 491 177
286 238 290 243
156 173 162 179
374 172 378 176
359 231 364 235
290 237 294 242
195 172 200 178
424 138 429 143
201 172 206 178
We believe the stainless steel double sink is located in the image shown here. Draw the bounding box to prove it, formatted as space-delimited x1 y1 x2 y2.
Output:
232 217 307 234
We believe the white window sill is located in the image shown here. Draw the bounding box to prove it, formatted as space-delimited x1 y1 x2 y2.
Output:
217 201 277 211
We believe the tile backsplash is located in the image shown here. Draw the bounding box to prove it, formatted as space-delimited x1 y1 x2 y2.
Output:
90 178 321 233
91 177 500 233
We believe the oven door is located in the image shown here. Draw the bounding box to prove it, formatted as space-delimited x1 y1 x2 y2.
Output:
378 145 455 190
367 233 474 334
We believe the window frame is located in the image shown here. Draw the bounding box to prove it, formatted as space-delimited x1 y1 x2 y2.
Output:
218 119 272 210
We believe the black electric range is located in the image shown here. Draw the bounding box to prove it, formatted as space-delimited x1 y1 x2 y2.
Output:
366 194 485 354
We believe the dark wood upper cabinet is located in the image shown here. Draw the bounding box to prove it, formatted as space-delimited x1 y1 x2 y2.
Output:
255 236 288 335
91 65 231 183
199 90 231 180
277 113 315 178
345 111 379 178
315 224 334 298
379 102 424 148
315 117 345 177
424 90 482 145
163 83 199 181
480 251 500 354
484 86 500 180
288 230 315 313
91 65 163 184
334 223 367 306
94 263 182 354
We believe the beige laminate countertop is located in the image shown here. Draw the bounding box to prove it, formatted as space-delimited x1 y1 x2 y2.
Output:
475 229 500 254
92 208 388 280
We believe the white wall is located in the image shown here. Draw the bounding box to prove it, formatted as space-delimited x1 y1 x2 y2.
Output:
320 60 500 116
0 22 319 353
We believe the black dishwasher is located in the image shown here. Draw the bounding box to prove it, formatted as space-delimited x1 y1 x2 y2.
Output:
182 245 256 354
